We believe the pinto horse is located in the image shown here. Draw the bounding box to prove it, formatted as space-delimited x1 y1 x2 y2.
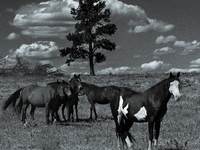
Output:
3 80 71 125
110 72 182 150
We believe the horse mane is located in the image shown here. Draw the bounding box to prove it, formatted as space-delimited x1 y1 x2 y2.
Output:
81 82 97 87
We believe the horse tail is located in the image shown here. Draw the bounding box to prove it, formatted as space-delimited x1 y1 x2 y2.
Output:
117 96 135 147
15 94 24 115
2 88 23 111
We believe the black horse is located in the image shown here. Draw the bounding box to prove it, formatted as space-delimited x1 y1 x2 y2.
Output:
79 82 134 120
3 80 71 125
61 74 83 122
110 72 182 150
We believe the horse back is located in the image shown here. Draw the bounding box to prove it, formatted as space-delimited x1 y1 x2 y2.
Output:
22 85 55 107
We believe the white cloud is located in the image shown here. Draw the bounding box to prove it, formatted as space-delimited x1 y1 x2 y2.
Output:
97 66 131 75
47 67 58 73
167 68 200 73
105 0 147 18
10 41 60 60
190 58 200 68
154 47 175 55
141 60 170 71
6 32 20 40
11 0 174 38
11 0 78 38
39 60 53 66
58 61 89 74
21 26 74 39
174 41 186 47
155 35 176 44
131 18 174 33
180 49 196 55
175 40 200 55
133 55 141 59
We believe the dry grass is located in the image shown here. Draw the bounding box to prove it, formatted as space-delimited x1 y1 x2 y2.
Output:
0 73 200 150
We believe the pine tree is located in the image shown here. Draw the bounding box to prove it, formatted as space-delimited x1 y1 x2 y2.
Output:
60 0 117 75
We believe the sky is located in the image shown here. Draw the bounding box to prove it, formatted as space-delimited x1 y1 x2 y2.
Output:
0 0 200 75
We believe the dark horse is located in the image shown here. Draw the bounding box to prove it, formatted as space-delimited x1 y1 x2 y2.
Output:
60 74 83 122
110 72 182 150
3 80 71 125
80 82 134 120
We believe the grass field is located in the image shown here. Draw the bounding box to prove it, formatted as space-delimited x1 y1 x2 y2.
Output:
0 73 199 150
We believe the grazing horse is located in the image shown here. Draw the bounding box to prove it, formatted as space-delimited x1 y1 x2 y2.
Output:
110 72 182 150
61 74 83 122
3 81 71 125
80 82 134 120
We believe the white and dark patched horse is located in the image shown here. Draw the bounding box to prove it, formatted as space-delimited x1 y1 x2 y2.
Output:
110 72 182 150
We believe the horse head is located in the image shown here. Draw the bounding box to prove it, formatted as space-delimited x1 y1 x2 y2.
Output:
56 80 66 99
168 72 182 101
61 80 72 97
69 74 83 95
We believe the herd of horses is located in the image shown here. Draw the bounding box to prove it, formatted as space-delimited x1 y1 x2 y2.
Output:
2 72 182 150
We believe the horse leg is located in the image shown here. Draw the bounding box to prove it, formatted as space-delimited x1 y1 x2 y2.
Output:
148 121 155 150
70 105 74 122
67 104 74 122
45 104 50 124
22 103 29 126
154 120 161 150
62 103 67 121
55 108 61 122
93 104 98 120
66 104 70 121
120 119 134 149
30 105 36 120
75 102 79 122
89 102 97 120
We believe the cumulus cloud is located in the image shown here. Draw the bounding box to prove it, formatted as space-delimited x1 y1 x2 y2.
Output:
129 18 174 33
167 68 200 73
105 0 148 26
153 47 175 55
97 66 131 75
38 60 53 66
190 58 200 68
175 40 200 55
155 35 176 44
58 61 89 74
174 41 186 47
11 0 174 38
11 0 78 38
141 60 170 71
9 41 60 60
6 32 20 40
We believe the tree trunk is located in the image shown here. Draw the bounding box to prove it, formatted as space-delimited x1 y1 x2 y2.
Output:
89 59 95 76
89 42 95 76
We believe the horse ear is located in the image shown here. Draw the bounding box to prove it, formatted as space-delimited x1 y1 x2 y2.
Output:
77 74 80 78
169 72 173 78
177 72 180 78
62 80 65 84
74 74 77 77
57 80 60 84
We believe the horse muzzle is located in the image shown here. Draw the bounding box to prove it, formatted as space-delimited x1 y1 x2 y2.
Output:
174 93 182 101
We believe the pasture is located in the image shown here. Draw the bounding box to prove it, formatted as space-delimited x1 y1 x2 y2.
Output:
0 73 199 150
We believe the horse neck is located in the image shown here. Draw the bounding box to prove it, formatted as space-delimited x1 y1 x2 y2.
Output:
146 78 171 104
47 85 58 97
82 82 96 94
